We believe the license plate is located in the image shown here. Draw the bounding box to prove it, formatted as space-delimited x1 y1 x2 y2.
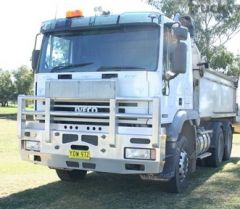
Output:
68 150 90 160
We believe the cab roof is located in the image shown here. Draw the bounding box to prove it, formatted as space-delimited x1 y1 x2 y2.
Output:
40 12 162 33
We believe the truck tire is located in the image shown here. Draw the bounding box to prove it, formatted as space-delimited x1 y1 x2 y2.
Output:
56 169 87 181
167 135 190 193
222 122 233 161
206 122 224 167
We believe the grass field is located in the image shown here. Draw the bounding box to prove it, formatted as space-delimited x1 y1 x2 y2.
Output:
0 106 17 119
0 106 17 114
0 115 240 209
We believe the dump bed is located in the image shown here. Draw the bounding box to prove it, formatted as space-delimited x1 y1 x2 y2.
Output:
194 69 237 119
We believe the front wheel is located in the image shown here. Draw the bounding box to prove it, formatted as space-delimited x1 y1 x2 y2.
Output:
167 135 190 193
56 169 87 181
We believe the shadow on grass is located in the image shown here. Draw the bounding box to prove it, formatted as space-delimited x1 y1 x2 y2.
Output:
0 113 33 121
1 158 240 209
0 113 17 120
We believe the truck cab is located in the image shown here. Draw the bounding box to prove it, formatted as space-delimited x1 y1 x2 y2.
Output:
18 11 236 193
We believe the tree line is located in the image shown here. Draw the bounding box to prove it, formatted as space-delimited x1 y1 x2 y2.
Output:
0 66 33 107
147 0 240 76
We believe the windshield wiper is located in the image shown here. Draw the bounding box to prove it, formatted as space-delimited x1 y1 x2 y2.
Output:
97 65 146 71
51 62 94 72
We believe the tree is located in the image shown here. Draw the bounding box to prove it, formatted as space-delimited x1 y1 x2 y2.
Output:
148 0 188 15
209 46 234 70
147 0 240 63
208 46 240 76
13 65 34 100
0 71 15 107
228 55 240 76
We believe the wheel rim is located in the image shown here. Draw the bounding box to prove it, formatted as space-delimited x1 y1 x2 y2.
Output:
179 150 189 182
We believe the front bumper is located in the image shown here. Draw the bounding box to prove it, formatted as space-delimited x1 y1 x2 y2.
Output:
21 151 163 174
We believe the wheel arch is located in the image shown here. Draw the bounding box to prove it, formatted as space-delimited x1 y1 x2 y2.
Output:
165 110 199 174
166 110 199 142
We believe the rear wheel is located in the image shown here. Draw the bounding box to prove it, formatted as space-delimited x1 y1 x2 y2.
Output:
206 122 224 167
56 169 87 181
167 135 190 193
223 123 233 161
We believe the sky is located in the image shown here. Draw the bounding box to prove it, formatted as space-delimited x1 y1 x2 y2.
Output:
0 0 239 71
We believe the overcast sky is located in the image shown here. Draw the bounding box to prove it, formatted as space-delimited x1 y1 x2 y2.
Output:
0 0 239 70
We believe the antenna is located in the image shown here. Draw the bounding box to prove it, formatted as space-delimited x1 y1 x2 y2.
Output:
54 0 59 20
52 0 60 29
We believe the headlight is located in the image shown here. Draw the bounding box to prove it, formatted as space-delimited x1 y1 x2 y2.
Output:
125 148 155 160
25 141 40 152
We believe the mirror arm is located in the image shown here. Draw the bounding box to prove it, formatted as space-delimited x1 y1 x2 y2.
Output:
163 71 178 81
164 22 181 28
197 62 209 69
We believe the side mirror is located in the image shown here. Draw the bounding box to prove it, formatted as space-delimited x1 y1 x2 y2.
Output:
172 42 187 74
32 50 40 72
173 26 188 40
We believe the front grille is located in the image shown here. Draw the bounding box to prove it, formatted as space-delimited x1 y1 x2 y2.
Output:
49 100 150 127
53 101 110 113
53 101 127 113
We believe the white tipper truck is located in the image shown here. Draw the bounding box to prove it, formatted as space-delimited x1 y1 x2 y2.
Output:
18 10 239 193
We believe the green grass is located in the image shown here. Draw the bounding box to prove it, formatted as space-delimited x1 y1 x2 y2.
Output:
0 106 17 115
0 105 33 120
0 119 240 209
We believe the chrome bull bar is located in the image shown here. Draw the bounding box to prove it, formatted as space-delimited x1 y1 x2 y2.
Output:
18 96 161 148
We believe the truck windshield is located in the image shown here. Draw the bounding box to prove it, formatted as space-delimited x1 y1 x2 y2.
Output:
38 25 159 73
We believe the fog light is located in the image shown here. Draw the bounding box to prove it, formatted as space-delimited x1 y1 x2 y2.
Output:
125 148 155 160
25 141 40 152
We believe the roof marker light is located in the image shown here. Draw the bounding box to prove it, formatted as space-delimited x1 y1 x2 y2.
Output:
66 9 84 18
